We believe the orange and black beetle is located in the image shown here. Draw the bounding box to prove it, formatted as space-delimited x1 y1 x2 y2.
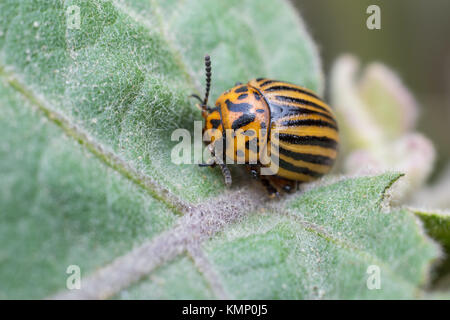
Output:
192 55 339 196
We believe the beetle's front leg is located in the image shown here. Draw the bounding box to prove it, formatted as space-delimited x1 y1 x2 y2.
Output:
199 143 232 187
266 176 298 195
198 153 216 168
211 144 232 187
246 164 260 179
198 143 217 167
260 177 279 198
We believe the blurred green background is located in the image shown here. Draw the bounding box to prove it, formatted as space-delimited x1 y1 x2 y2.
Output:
293 0 450 180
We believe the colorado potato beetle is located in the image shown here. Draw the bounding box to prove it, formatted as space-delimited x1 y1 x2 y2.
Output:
192 55 339 196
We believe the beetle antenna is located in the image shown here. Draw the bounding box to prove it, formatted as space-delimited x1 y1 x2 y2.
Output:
202 54 212 110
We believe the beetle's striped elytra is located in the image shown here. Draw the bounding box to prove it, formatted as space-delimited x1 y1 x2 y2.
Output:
193 55 339 196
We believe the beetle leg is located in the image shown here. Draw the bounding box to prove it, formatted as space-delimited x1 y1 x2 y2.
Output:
267 176 297 194
212 156 232 187
199 145 216 167
212 148 232 187
198 161 216 168
245 164 260 179
218 162 232 187
260 177 279 198
200 144 232 187
210 139 232 187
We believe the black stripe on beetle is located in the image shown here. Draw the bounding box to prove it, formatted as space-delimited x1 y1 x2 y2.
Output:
278 134 338 149
279 119 338 131
210 119 221 129
235 86 248 93
238 93 248 100
274 95 330 114
225 99 252 113
269 103 336 123
278 158 323 178
274 144 335 165
231 113 256 130
260 79 275 87
264 85 320 100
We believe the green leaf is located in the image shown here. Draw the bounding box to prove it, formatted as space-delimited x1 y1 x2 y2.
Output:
410 208 450 288
0 0 322 204
116 255 216 300
412 208 450 257
114 174 439 300
410 208 450 252
190 174 439 299
0 81 176 299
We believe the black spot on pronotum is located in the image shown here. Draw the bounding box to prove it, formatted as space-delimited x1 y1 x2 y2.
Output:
210 119 221 129
255 109 265 113
231 113 256 130
235 86 248 93
225 99 252 113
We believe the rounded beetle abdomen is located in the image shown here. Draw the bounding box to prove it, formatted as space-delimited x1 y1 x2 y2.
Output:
249 78 339 182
